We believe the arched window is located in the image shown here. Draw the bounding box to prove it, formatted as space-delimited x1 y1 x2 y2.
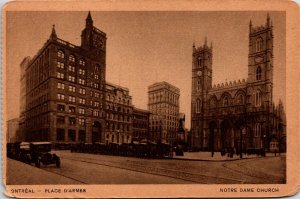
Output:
255 37 263 52
197 80 201 91
57 50 64 58
255 90 262 107
69 55 75 62
223 96 229 107
237 94 244 104
210 97 217 109
255 123 261 137
197 57 202 67
196 99 201 113
256 66 262 80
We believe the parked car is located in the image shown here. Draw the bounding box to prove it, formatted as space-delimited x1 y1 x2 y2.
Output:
19 142 31 163
30 142 60 168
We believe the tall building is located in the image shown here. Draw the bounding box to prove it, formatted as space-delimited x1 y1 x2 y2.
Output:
190 15 285 152
7 118 20 143
148 82 180 144
104 82 133 144
23 12 107 144
132 107 151 142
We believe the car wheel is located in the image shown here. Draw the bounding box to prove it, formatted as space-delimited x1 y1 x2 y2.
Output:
35 159 40 168
56 158 61 168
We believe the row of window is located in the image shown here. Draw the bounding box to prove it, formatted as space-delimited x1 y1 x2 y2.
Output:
106 95 131 105
57 50 86 66
56 128 86 142
106 113 131 122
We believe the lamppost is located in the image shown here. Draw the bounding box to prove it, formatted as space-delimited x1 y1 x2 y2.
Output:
240 127 246 159
263 134 266 157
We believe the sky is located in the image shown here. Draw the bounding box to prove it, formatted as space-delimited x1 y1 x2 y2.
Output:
5 11 286 128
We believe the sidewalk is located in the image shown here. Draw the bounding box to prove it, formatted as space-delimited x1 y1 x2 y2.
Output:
173 151 285 161
6 158 80 185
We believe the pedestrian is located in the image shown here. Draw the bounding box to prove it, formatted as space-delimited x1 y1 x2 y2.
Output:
274 149 277 156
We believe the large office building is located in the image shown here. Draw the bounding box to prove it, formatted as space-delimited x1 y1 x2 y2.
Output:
148 82 180 144
190 15 286 152
23 12 108 144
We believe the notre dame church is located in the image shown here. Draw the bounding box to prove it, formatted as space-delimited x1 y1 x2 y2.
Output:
190 15 286 153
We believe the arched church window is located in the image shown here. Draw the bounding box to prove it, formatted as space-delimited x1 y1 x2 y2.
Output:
255 37 263 52
223 96 229 107
255 90 262 107
210 97 217 108
196 99 201 113
256 66 262 80
197 57 202 67
197 80 201 91
57 50 64 58
237 94 244 104
255 123 261 137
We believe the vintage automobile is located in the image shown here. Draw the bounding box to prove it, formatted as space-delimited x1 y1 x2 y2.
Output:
30 142 60 168
19 142 31 163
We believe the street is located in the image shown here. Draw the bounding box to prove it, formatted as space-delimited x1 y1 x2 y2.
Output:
6 151 286 185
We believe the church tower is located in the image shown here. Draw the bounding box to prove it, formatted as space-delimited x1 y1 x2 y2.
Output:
191 38 213 148
247 14 274 109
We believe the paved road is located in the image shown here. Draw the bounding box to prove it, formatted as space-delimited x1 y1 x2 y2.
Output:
6 151 286 184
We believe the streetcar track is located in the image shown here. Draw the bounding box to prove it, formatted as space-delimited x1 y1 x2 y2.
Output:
60 156 245 184
221 157 284 183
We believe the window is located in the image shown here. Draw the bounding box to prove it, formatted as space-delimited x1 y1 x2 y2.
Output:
79 98 86 104
69 117 76 125
255 123 261 137
255 90 262 107
69 55 75 62
255 37 263 52
94 74 99 79
94 101 100 107
237 94 244 104
94 83 99 88
256 66 262 80
79 108 85 115
68 96 76 103
68 75 75 82
95 92 100 98
69 106 76 113
195 99 201 113
57 82 65 89
79 88 86 94
57 72 64 79
93 110 100 117
57 104 65 111
68 129 76 141
69 85 76 92
79 69 86 75
79 59 86 66
223 96 229 107
197 80 201 91
57 50 64 58
57 116 65 124
95 65 100 71
197 57 201 67
79 118 85 126
57 93 65 100
56 128 65 141
68 65 75 72
78 79 85 85
57 61 64 69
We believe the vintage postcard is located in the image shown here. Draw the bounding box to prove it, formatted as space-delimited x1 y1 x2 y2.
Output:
2 0 300 198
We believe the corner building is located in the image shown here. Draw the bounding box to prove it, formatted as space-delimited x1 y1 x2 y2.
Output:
148 82 180 144
24 12 107 144
191 15 285 152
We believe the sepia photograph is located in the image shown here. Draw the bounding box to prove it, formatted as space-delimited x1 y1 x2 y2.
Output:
2 1 299 198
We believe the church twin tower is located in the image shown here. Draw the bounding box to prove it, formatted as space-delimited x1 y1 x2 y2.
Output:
191 15 274 150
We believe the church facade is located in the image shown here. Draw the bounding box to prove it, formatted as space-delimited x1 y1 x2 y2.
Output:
190 15 286 152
